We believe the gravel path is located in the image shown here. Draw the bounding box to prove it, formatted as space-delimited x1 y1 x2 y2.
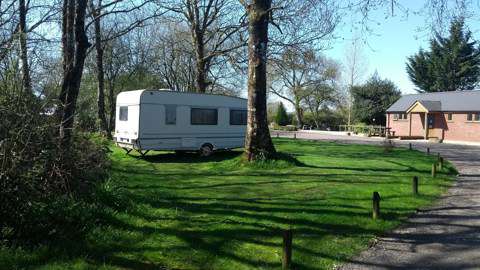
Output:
277 131 480 270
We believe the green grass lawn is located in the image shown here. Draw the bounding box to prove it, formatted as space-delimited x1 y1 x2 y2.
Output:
1 139 456 270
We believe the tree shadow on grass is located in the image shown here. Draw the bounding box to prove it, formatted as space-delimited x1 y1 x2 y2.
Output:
12 185 423 270
80 190 412 270
134 150 244 164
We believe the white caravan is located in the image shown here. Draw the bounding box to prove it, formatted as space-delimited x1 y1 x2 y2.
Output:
115 89 247 156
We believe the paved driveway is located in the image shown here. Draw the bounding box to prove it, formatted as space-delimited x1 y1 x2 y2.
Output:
278 131 480 270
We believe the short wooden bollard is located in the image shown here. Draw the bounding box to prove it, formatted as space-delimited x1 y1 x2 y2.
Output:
409 143 412 150
438 157 444 170
412 176 418 196
293 133 297 139
427 147 430 155
282 229 293 270
277 133 279 138
432 163 437 178
372 192 381 219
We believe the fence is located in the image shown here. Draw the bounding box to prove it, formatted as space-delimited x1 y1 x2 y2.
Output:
338 125 392 137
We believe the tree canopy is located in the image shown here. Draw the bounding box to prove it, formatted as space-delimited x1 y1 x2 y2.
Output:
275 102 290 126
352 72 401 125
406 18 480 93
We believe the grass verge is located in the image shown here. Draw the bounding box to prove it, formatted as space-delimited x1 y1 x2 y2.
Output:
0 139 456 269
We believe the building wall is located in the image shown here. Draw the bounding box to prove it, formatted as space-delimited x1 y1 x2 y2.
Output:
387 112 480 142
387 113 425 137
442 113 480 142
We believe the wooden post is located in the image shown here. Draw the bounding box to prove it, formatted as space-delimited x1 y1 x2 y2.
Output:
409 143 412 150
412 176 418 196
438 157 444 170
432 163 437 178
372 192 381 219
293 133 296 139
276 133 279 138
282 229 293 270
427 147 430 155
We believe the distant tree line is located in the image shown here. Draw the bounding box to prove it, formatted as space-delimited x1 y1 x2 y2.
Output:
270 72 400 128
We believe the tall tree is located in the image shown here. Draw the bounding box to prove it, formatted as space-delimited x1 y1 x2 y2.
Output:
240 0 339 160
275 102 289 126
162 0 245 93
406 18 480 93
152 24 196 92
89 0 108 134
242 0 275 160
88 0 161 136
303 83 338 129
302 60 340 129
343 36 367 126
58 0 91 145
269 48 331 128
18 0 31 93
351 72 401 125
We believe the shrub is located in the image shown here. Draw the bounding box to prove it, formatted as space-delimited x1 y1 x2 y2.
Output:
275 102 290 126
0 91 110 245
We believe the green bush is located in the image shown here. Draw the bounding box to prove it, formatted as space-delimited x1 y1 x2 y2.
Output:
275 102 290 126
0 91 110 245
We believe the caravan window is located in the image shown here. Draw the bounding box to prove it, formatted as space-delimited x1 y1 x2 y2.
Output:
119 106 128 121
191 108 218 125
230 109 247 125
165 105 176 125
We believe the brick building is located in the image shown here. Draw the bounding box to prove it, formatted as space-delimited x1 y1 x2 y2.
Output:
386 91 480 143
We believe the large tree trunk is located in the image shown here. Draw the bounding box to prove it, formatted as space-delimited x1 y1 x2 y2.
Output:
107 81 115 135
91 0 109 135
58 0 90 146
294 104 304 128
18 0 31 93
192 28 208 93
244 0 276 161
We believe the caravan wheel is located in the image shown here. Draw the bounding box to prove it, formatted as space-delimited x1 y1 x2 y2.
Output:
199 144 214 157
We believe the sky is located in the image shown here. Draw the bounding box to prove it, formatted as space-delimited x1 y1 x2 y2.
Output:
324 1 480 95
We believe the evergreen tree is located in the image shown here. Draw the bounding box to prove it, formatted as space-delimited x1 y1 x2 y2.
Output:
406 18 480 92
275 102 290 126
352 72 401 125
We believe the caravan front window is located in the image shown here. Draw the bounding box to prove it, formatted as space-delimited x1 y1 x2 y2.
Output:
119 106 128 121
165 105 176 125
230 109 247 125
191 108 218 125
